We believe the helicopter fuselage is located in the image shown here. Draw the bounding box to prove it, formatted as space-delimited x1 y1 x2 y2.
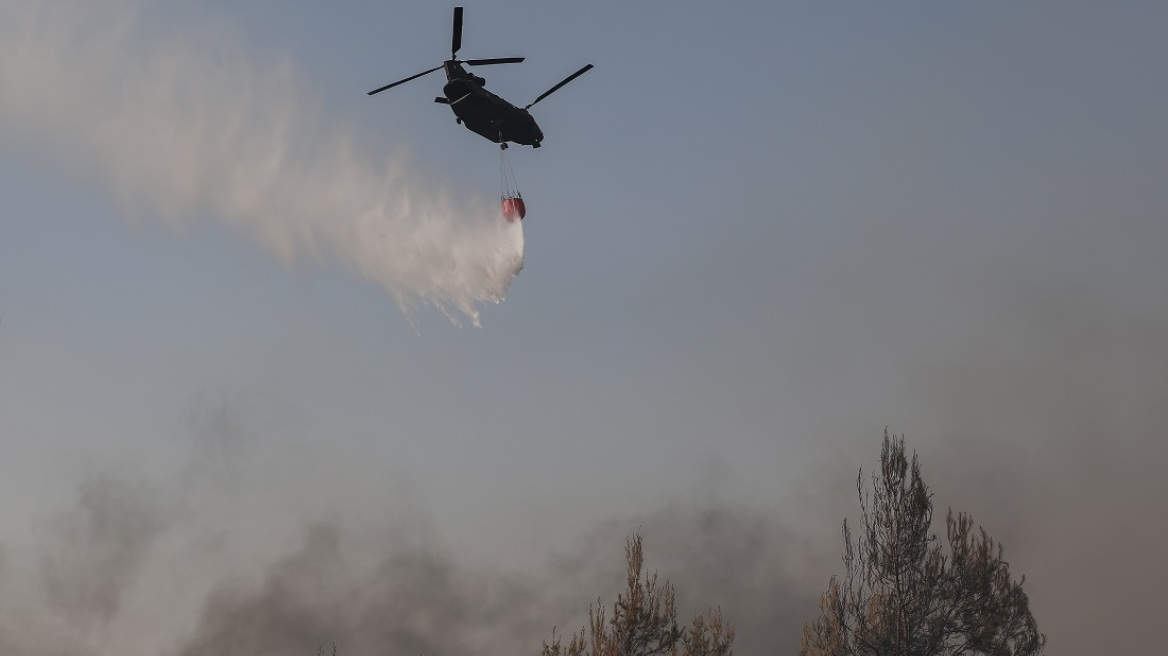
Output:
441 62 543 147
366 7 590 149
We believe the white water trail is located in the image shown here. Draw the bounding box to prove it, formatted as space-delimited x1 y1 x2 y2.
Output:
0 1 523 325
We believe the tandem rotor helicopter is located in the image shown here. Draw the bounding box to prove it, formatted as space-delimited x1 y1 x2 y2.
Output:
367 6 593 151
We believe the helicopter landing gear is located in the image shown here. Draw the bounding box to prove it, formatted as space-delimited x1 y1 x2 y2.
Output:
497 129 508 150
499 142 508 150
455 118 462 125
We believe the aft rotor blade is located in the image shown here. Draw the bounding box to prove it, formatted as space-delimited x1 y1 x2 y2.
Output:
465 57 525 66
525 64 594 109
367 65 443 96
451 6 464 57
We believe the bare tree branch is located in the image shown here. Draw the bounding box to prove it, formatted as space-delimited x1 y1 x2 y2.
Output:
544 533 734 656
800 431 1045 656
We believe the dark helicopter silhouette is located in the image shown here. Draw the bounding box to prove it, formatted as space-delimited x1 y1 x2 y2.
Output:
367 6 592 150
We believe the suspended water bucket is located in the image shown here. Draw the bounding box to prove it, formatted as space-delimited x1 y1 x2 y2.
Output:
501 195 526 222
499 148 525 221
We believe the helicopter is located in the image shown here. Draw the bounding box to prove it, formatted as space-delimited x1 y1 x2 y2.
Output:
367 6 593 150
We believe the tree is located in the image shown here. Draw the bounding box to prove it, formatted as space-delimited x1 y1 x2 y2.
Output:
543 533 734 656
800 432 1045 656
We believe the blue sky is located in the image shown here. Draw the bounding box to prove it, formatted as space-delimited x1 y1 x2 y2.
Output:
1 2 1166 654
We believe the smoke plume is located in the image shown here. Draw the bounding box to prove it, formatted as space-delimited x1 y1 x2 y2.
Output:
0 463 816 656
1 314 1164 656
0 0 523 324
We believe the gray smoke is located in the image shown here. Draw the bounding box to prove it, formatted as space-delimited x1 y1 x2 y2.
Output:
2 338 1164 656
0 424 821 656
177 520 542 656
174 506 821 656
0 471 176 656
1 274 1161 656
40 474 174 629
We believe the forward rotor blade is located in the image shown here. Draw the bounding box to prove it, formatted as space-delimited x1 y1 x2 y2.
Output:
451 6 464 57
525 64 594 109
465 57 525 66
367 65 443 96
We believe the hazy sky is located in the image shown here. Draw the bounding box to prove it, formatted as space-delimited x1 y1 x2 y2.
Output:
0 1 1165 655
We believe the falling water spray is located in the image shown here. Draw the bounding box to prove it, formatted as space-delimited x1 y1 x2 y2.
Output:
0 0 524 325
